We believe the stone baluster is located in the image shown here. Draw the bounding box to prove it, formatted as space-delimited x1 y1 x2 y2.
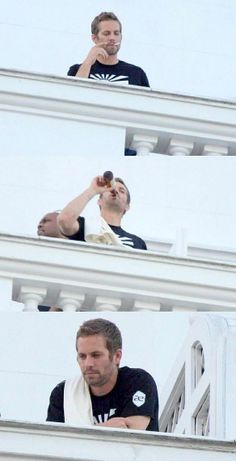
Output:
168 139 194 156
18 286 46 312
202 144 228 156
58 291 85 312
131 134 158 155
133 300 161 311
95 296 121 311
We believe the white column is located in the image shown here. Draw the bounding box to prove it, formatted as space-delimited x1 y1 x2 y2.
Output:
133 300 161 312
202 145 228 156
168 139 194 156
58 291 85 312
18 286 47 312
131 134 158 155
172 306 197 312
95 296 121 312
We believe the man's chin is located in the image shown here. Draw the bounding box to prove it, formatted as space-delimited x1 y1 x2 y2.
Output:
106 46 120 55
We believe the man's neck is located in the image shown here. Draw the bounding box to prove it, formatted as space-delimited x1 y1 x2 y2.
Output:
101 210 122 226
97 55 119 66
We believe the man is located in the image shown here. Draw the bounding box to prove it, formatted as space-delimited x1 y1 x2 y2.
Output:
57 175 147 250
68 12 150 87
37 212 64 238
47 318 159 431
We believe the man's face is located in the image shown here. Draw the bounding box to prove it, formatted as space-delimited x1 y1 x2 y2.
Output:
93 20 122 55
77 334 121 388
98 181 130 215
37 213 61 237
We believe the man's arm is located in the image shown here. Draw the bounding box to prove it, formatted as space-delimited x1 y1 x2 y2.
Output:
57 176 112 236
75 44 108 78
98 415 150 430
46 382 65 423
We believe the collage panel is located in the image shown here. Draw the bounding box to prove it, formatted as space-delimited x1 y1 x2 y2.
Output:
0 312 236 436
1 1 236 460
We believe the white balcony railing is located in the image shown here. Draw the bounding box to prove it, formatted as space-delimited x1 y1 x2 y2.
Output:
0 233 236 312
0 419 235 461
160 315 236 439
1 68 236 156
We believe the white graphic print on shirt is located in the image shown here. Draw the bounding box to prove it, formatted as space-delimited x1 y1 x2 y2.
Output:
93 408 117 425
132 391 146 407
90 73 129 84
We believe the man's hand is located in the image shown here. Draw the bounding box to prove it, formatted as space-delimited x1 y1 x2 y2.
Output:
98 417 128 429
85 44 109 65
89 175 114 195
97 415 151 430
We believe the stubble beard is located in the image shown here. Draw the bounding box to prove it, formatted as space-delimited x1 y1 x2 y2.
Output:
105 43 121 56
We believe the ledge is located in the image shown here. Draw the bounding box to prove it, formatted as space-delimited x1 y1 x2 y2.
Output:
0 233 236 311
0 419 235 461
1 68 236 154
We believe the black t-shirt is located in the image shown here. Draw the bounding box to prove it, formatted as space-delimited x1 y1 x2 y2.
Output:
47 366 159 431
68 60 150 87
67 217 147 250
109 225 147 250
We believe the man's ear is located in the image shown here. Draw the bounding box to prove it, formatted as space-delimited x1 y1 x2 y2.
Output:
92 34 98 44
114 349 122 366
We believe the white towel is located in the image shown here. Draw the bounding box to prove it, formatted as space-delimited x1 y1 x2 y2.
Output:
64 376 94 425
85 216 125 247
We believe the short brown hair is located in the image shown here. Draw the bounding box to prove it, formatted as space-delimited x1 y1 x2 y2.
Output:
76 318 122 358
115 177 131 205
91 12 122 35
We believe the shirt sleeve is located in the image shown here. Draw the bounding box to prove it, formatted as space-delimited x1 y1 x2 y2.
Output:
141 70 150 87
119 369 158 422
67 216 85 241
46 381 65 423
67 64 80 76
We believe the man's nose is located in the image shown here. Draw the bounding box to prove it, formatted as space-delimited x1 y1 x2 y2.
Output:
84 356 94 367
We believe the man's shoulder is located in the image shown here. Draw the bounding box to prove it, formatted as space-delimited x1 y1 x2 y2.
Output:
67 64 80 76
118 60 145 72
51 380 65 395
119 366 155 382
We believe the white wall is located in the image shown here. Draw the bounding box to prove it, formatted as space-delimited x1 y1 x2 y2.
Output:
1 0 236 99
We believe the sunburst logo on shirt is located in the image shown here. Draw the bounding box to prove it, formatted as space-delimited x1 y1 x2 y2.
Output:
90 73 129 83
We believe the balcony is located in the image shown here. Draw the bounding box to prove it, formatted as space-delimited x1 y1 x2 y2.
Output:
0 419 235 461
1 68 236 156
1 233 236 312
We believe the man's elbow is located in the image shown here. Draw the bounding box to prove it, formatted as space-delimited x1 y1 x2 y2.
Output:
124 416 150 430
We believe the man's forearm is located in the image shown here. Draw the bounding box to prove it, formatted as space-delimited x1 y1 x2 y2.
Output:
75 61 92 78
97 415 150 430
58 187 95 235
